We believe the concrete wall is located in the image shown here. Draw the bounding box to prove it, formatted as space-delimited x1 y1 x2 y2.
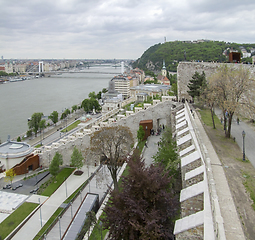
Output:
37 100 181 168
177 62 255 101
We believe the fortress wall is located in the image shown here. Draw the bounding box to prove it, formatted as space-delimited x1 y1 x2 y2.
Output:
177 62 255 101
38 100 182 167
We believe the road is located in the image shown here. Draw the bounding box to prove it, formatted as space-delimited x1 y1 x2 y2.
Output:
215 108 255 168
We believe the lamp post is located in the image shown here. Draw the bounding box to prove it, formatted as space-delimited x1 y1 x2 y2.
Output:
242 130 246 161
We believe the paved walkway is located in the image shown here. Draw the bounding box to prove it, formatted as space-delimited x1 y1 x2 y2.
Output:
11 164 98 240
214 108 255 168
191 105 246 239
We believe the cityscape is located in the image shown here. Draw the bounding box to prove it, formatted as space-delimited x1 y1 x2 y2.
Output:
1 0 255 239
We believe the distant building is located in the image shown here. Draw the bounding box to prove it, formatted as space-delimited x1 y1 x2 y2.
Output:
161 60 167 77
111 76 130 99
130 84 170 101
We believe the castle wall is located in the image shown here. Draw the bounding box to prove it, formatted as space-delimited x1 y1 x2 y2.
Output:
177 62 255 101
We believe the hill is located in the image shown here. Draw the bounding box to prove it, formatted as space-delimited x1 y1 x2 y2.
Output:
132 40 255 72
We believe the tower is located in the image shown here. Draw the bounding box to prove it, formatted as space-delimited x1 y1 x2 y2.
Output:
161 59 167 77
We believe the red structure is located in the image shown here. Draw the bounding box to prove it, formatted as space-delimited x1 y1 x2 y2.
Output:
12 154 40 175
139 119 153 140
229 52 241 63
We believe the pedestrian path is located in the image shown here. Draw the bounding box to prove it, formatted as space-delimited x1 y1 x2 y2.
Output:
142 134 161 166
46 165 112 240
10 164 97 240
214 108 255 168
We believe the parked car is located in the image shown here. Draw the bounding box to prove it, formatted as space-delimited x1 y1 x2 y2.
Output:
12 183 23 191
3 184 11 189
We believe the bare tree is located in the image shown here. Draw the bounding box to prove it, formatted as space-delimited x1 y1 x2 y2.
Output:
208 64 255 137
89 125 134 192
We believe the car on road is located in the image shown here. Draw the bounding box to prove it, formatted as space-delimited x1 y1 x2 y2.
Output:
3 184 11 189
12 183 23 190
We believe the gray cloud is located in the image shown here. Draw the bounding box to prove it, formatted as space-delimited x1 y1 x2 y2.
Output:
0 0 255 59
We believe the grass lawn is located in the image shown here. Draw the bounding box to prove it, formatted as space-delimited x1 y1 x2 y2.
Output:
40 168 74 196
0 202 38 240
33 208 63 240
61 120 80 133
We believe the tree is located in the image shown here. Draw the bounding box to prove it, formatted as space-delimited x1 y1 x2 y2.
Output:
88 91 96 99
102 88 108 93
153 127 180 188
102 154 178 239
90 126 134 191
208 64 255 138
187 71 206 100
137 125 145 142
49 152 63 179
5 168 16 186
28 112 43 137
39 119 46 144
171 83 178 99
72 105 78 113
70 146 84 170
17 136 21 142
49 111 58 125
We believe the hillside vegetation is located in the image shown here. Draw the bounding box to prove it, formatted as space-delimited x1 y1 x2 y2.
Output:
132 40 255 72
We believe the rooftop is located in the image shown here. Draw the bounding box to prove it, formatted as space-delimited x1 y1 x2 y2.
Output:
0 141 33 159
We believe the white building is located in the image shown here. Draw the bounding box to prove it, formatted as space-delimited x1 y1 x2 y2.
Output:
111 76 130 99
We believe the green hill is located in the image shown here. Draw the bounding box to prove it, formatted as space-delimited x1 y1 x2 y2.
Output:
132 40 255 72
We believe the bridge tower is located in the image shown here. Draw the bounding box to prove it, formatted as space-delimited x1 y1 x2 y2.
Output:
39 61 44 74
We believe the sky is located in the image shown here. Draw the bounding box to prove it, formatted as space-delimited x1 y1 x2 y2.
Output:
1 0 255 60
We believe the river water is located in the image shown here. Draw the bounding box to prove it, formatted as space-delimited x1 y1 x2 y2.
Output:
0 64 122 142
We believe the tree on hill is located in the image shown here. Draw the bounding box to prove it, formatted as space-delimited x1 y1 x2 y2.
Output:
102 153 178 239
89 125 134 191
28 112 43 137
132 40 255 72
49 152 63 179
70 146 84 170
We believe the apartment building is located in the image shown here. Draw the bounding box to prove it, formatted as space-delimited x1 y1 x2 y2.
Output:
111 76 131 99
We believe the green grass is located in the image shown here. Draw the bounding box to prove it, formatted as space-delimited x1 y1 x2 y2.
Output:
40 168 74 196
61 120 80 132
33 208 63 240
199 108 222 128
89 212 108 240
0 202 38 239
242 171 255 211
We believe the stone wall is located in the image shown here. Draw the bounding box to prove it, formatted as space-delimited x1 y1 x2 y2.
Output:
37 100 182 168
177 62 255 101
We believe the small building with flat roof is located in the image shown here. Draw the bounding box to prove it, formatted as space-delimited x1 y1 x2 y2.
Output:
0 140 38 174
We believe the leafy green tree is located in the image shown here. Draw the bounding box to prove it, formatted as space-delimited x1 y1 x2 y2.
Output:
102 153 178 239
49 111 58 125
153 127 179 181
96 91 102 99
102 88 108 93
28 112 43 137
137 125 145 142
82 98 101 113
171 83 178 99
17 136 21 142
187 71 206 100
88 91 96 99
70 146 84 170
49 152 63 179
72 105 78 113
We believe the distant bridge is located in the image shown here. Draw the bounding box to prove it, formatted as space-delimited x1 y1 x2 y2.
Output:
27 71 120 75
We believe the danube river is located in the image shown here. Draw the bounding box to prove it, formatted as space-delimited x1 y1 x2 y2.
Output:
0 64 122 142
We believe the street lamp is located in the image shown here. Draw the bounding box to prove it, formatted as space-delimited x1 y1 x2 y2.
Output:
242 130 246 161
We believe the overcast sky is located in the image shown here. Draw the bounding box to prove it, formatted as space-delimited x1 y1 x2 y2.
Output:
1 0 255 60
